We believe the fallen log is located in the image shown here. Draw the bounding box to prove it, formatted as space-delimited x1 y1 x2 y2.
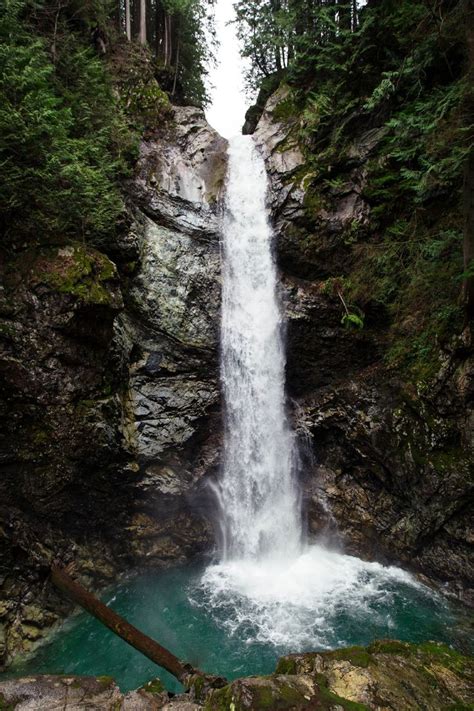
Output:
50 564 218 691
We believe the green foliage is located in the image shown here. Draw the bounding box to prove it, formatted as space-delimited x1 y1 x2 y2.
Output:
341 312 364 330
0 0 137 247
237 0 470 382
160 0 215 106
110 40 172 128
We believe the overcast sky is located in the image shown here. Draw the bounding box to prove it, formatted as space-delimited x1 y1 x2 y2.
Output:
205 1 250 139
206 1 367 137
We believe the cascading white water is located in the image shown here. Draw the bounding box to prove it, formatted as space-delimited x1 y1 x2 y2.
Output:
199 132 428 651
214 134 300 561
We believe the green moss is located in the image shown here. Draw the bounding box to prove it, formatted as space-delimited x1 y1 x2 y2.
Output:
328 646 372 668
277 683 310 706
0 693 17 711
32 244 118 305
416 642 471 676
0 322 16 339
302 186 327 216
429 449 471 475
368 639 411 656
141 677 165 695
95 675 115 687
273 89 298 122
32 428 50 445
368 640 472 678
274 657 298 675
204 685 235 711
252 685 277 708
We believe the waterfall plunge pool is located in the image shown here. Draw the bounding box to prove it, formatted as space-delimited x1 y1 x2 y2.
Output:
8 546 472 693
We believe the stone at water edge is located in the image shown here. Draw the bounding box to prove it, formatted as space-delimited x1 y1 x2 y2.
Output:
204 640 474 710
2 640 471 710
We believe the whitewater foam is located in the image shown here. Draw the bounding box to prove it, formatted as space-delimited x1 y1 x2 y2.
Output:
198 545 422 649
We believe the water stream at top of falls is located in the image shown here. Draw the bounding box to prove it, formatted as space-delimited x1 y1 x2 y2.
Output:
214 134 301 562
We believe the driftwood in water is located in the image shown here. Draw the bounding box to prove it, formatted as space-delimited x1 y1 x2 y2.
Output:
50 565 205 687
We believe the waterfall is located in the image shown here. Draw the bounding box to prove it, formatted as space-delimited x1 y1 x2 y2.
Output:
215 134 301 562
198 132 422 652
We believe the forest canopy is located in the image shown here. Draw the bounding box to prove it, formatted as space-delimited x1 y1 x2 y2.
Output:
0 0 214 246
233 0 473 377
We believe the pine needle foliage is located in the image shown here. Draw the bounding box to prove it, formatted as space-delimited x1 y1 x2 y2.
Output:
236 0 472 381
0 0 136 247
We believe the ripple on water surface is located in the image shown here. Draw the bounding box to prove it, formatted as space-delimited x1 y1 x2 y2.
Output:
7 548 472 693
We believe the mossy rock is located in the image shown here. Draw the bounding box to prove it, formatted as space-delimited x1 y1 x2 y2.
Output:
28 244 121 306
139 677 166 696
326 646 372 668
204 674 369 711
95 675 115 688
272 641 474 711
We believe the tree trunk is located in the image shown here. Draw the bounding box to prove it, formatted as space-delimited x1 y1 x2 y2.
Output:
172 38 180 96
139 0 147 44
125 0 131 40
50 566 193 684
464 151 474 320
163 12 173 66
146 0 153 46
111 0 121 33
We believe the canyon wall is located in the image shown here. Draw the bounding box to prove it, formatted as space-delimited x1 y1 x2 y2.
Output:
253 85 474 604
0 107 225 665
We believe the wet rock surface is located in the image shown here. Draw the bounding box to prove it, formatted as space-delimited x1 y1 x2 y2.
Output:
253 87 474 603
1 641 472 709
0 106 225 665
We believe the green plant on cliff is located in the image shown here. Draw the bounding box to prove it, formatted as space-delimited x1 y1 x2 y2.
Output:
237 0 472 381
0 0 135 247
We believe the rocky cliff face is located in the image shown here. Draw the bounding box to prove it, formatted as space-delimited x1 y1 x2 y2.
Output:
253 85 474 604
0 106 226 666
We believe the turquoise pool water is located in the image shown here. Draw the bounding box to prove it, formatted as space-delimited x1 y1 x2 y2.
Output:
7 559 472 693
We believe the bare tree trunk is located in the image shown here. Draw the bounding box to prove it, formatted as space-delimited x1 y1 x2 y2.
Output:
166 13 174 65
139 0 147 44
50 566 227 697
132 0 140 39
172 38 180 96
155 0 165 59
352 0 358 29
111 0 121 33
125 0 131 40
146 0 153 46
464 152 474 320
